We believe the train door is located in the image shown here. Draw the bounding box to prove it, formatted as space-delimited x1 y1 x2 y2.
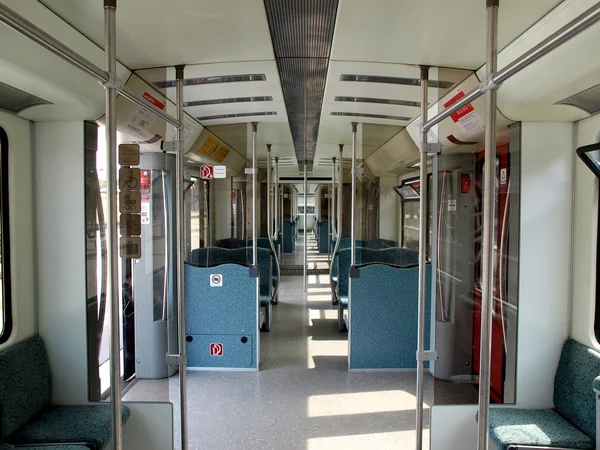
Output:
433 124 520 406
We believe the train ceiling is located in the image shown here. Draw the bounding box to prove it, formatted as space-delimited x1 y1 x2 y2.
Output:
5 0 600 175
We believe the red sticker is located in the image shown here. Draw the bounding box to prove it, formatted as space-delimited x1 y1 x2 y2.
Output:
461 175 471 194
210 343 223 356
200 165 214 179
443 90 475 123
143 92 165 111
140 170 151 201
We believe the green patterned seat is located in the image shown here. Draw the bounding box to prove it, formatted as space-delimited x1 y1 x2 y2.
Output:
0 336 130 450
489 408 594 449
488 339 599 449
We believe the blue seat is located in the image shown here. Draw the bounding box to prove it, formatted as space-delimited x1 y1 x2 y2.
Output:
190 247 231 267
349 264 431 369
488 339 599 449
0 337 130 450
215 238 246 249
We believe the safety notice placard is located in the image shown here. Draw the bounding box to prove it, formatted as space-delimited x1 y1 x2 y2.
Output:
213 165 226 179
443 89 485 137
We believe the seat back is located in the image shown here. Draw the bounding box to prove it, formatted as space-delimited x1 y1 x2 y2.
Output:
216 238 246 249
364 239 395 249
337 247 364 298
190 247 231 267
0 336 52 438
553 339 600 438
379 247 419 266
230 247 271 297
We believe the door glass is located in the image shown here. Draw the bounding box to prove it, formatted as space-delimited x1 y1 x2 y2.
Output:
433 128 520 405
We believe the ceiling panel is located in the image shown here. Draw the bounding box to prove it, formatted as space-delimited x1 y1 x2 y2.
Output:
40 0 275 69
331 0 563 69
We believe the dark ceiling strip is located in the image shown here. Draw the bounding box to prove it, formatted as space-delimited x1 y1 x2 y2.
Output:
340 74 454 89
184 96 273 108
197 111 277 121
0 81 52 113
334 96 420 108
154 74 266 89
331 111 412 121
264 0 339 171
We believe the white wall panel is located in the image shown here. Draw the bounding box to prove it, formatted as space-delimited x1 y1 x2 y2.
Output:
35 121 88 404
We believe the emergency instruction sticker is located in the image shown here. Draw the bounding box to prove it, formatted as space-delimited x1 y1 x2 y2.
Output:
443 89 485 137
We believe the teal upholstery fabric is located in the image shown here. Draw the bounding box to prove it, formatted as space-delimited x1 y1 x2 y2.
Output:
0 336 51 438
349 264 431 369
190 247 231 267
379 248 419 266
215 238 246 249
17 446 90 450
553 339 600 438
7 405 130 450
488 408 595 449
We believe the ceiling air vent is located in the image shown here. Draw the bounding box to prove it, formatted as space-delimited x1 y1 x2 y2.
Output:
0 81 51 113
185 96 273 108
197 111 277 121
335 96 420 108
154 74 266 89
256 156 296 168
556 83 600 115
340 74 454 89
331 112 411 121
316 157 361 167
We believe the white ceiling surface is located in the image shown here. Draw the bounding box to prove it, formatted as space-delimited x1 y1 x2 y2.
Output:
331 0 563 69
314 63 472 165
39 0 274 69
481 0 600 122
0 0 130 122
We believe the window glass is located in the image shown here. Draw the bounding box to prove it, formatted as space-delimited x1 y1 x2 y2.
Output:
0 127 10 343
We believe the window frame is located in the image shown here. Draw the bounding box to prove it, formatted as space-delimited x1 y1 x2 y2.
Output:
0 127 13 344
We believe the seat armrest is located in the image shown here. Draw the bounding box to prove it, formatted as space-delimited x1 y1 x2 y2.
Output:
507 446 585 450
596 376 600 448
593 375 600 396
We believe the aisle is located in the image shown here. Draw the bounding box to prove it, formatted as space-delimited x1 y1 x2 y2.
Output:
183 275 431 448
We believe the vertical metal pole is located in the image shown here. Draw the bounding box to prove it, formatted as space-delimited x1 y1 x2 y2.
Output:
331 156 337 239
350 123 357 267
477 2 499 449
274 156 279 239
252 123 258 266
338 145 343 238
104 2 122 450
267 145 272 240
416 65 429 450
328 181 332 261
303 162 307 292
174 65 188 450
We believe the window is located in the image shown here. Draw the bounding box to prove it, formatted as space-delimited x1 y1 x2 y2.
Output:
576 143 600 342
0 127 12 343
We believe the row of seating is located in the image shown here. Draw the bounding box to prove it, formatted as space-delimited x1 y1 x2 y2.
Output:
282 217 297 253
315 219 330 253
485 338 599 449
0 336 130 450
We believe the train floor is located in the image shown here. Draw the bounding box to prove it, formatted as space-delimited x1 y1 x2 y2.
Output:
123 231 433 448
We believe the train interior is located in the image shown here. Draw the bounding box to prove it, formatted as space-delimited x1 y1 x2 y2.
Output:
1 0 600 449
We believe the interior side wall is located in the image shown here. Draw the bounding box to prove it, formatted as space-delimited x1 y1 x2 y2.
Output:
0 110 35 350
571 113 600 349
213 177 232 241
379 175 398 241
35 121 88 404
430 122 574 449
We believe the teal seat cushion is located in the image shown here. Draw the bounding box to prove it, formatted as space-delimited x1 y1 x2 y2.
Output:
0 336 51 438
489 408 595 449
7 404 131 450
19 445 90 450
553 339 600 438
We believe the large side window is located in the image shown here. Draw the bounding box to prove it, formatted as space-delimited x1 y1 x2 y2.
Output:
0 127 12 343
575 142 600 342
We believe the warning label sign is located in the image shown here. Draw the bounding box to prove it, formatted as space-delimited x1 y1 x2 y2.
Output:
443 90 485 137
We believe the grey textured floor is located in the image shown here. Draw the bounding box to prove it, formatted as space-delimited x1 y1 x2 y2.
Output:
124 233 432 448
125 276 432 449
